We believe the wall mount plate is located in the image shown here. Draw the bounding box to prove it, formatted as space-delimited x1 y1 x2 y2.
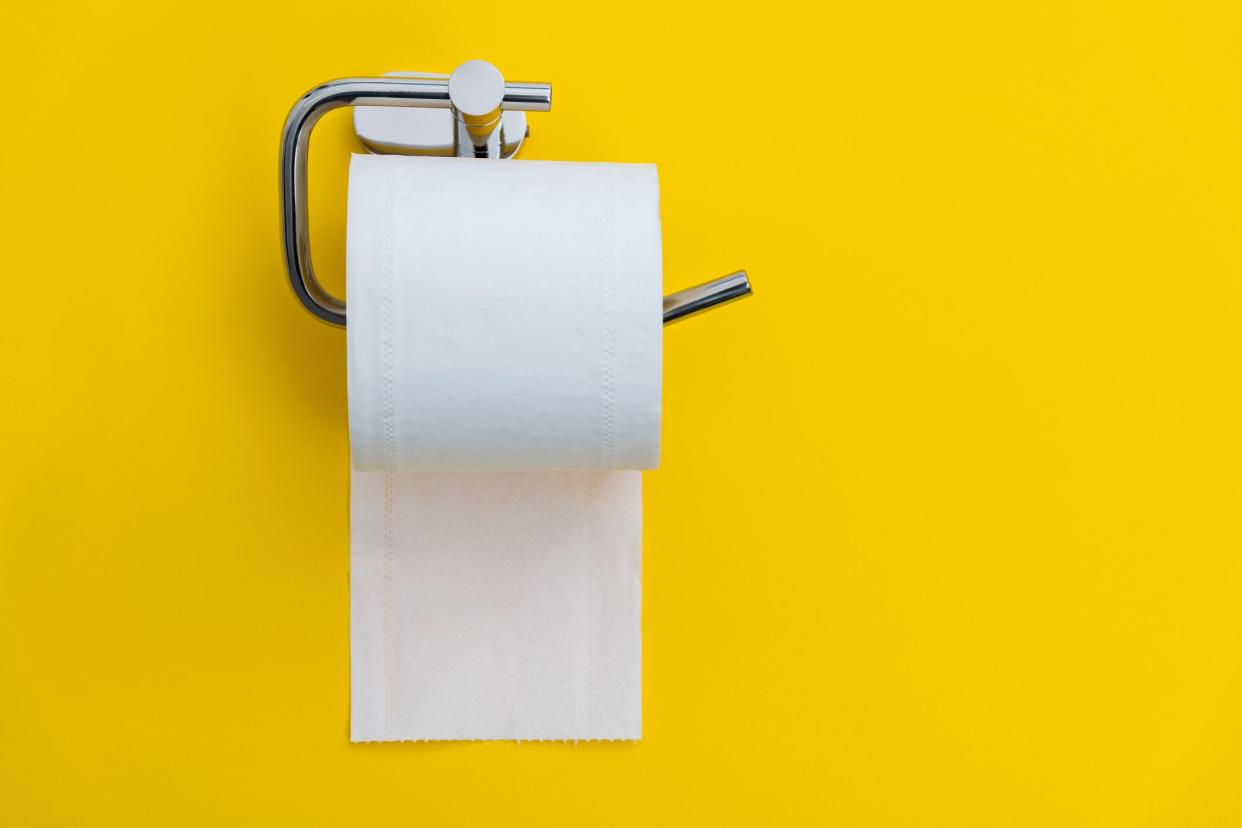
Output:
353 72 528 159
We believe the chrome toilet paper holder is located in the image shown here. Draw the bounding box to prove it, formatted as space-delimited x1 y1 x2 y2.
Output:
280 59 753 328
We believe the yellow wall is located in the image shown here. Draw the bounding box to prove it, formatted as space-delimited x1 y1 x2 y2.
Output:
3 1 1241 824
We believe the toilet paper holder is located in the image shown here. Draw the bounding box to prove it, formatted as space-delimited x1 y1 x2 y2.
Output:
280 59 753 328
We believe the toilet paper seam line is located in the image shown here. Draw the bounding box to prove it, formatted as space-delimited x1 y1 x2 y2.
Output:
600 166 616 468
380 158 397 739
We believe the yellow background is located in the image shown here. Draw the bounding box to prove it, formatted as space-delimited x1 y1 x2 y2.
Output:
2 1 1241 824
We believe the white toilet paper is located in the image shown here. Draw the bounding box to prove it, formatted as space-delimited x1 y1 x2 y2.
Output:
347 154 662 472
346 154 662 741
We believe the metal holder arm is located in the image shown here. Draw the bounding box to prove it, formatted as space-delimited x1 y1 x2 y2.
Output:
279 68 751 327
280 75 550 326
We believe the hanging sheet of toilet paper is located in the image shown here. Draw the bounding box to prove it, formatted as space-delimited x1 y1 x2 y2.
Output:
346 154 662 741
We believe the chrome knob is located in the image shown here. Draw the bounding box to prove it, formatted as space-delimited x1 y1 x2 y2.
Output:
449 60 507 152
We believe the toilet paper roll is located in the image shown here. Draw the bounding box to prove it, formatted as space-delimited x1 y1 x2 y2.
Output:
346 154 663 472
345 153 660 740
